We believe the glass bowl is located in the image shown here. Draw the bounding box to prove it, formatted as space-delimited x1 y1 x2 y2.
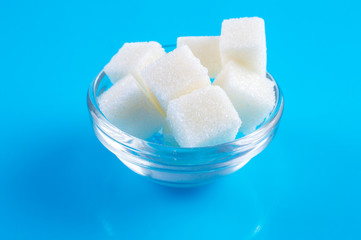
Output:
87 66 284 188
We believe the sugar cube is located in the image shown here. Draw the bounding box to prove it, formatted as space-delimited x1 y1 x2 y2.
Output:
98 74 165 139
177 36 222 78
220 17 266 77
166 86 241 148
141 45 211 111
213 61 275 134
103 42 165 84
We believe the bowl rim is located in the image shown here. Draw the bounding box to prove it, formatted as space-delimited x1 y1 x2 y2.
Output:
87 69 284 153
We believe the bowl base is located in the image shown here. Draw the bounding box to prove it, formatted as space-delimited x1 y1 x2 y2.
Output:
120 158 250 188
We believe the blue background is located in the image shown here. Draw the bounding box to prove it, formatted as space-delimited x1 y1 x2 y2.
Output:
0 0 360 239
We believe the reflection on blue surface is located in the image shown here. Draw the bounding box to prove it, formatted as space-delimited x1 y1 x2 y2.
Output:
0 0 360 239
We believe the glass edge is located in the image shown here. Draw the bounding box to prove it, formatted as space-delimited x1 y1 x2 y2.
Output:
87 69 284 153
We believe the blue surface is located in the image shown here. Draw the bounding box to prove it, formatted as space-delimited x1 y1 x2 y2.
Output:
0 0 360 239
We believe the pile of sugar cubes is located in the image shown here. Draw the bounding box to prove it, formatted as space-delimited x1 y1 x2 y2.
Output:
98 17 275 148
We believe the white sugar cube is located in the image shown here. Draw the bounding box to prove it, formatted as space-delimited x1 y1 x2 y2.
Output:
177 36 222 78
98 74 165 139
103 42 165 84
141 45 211 111
220 17 266 77
213 61 275 134
167 86 241 148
